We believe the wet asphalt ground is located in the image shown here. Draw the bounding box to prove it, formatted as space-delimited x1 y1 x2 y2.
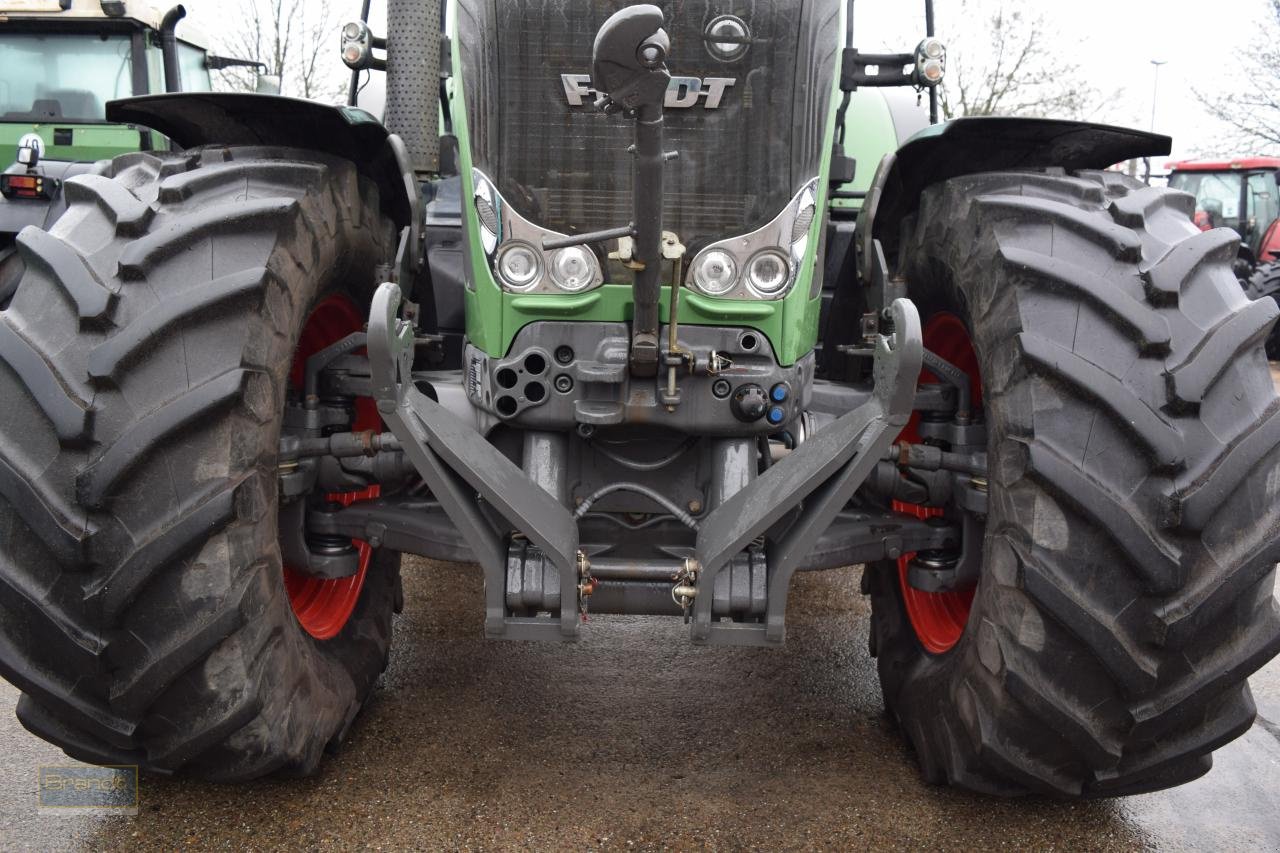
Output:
2 380 1280 851
1 562 1278 851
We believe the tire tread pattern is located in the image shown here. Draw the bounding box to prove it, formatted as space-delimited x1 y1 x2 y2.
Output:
0 147 398 781
871 168 1280 797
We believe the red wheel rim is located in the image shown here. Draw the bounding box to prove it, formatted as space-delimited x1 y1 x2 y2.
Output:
896 312 980 655
283 295 380 641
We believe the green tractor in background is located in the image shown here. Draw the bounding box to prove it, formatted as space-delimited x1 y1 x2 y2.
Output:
1 0 1278 799
0 0 275 301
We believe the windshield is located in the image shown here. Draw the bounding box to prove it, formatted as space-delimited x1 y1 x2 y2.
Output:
1169 169 1280 253
1169 170 1244 235
0 33 135 122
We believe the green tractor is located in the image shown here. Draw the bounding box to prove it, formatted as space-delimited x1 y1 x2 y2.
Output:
0 0 276 300
1 0 1278 798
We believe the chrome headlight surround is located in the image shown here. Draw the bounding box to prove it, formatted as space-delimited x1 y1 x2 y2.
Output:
685 178 819 301
472 169 605 295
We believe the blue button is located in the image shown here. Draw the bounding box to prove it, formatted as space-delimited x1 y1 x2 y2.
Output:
770 384 789 403
767 406 786 425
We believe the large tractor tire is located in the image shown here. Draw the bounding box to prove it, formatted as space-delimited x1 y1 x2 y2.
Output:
0 147 400 780
0 244 22 307
868 169 1280 797
1244 261 1280 359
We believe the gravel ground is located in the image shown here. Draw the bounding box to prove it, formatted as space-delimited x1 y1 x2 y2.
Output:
1 370 1278 851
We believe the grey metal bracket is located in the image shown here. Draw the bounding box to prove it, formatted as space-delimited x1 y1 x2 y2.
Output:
368 283 583 640
691 298 923 646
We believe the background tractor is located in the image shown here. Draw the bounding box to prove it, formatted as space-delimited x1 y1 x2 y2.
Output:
0 0 276 302
0 0 1277 800
1167 157 1280 276
1167 159 1280 356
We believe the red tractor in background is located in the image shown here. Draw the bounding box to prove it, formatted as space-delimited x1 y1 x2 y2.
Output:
1169 158 1280 356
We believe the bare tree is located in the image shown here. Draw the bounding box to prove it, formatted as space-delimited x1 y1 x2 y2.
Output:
939 0 1104 120
215 0 345 101
1195 0 1280 150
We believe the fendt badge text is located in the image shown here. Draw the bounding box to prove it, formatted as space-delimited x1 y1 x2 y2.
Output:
562 73 737 109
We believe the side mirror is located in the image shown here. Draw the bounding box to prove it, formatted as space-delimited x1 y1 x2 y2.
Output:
255 75 282 95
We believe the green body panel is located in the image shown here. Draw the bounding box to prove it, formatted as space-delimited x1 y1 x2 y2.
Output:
448 0 849 367
0 121 146 162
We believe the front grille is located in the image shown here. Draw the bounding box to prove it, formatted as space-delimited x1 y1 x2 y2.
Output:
458 0 837 252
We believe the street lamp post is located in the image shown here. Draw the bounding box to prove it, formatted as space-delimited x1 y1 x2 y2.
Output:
1144 59 1169 184
1150 59 1168 132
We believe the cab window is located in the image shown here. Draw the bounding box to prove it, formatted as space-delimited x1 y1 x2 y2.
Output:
0 32 134 121
1245 171 1279 251
177 43 213 92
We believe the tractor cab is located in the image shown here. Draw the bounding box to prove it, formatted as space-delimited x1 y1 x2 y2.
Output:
0 0 211 265
1167 157 1280 270
0 0 276 301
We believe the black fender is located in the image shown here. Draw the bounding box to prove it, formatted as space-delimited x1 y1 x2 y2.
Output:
106 93 418 234
857 117 1171 308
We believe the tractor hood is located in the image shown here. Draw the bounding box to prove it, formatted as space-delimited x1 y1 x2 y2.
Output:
455 0 841 268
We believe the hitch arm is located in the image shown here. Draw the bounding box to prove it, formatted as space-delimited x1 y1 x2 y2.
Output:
367 283 583 639
690 298 923 645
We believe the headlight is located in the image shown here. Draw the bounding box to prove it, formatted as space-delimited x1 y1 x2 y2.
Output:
340 21 372 70
919 37 945 60
915 38 946 86
919 59 944 85
474 170 605 295
549 246 598 292
685 179 816 301
496 243 542 291
746 251 790 296
791 201 816 244
692 249 739 295
476 196 499 237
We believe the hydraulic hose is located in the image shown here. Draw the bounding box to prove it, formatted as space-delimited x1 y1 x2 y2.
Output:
573 482 700 530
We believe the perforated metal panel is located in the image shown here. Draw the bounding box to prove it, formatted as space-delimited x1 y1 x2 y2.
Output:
386 0 442 174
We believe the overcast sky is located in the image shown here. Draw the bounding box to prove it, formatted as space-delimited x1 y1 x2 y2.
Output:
178 0 1269 163
861 0 1267 162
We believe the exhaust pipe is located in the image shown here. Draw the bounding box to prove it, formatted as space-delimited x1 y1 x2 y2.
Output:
385 0 441 177
159 5 187 94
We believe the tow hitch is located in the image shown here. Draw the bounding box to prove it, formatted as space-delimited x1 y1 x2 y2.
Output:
367 282 923 646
